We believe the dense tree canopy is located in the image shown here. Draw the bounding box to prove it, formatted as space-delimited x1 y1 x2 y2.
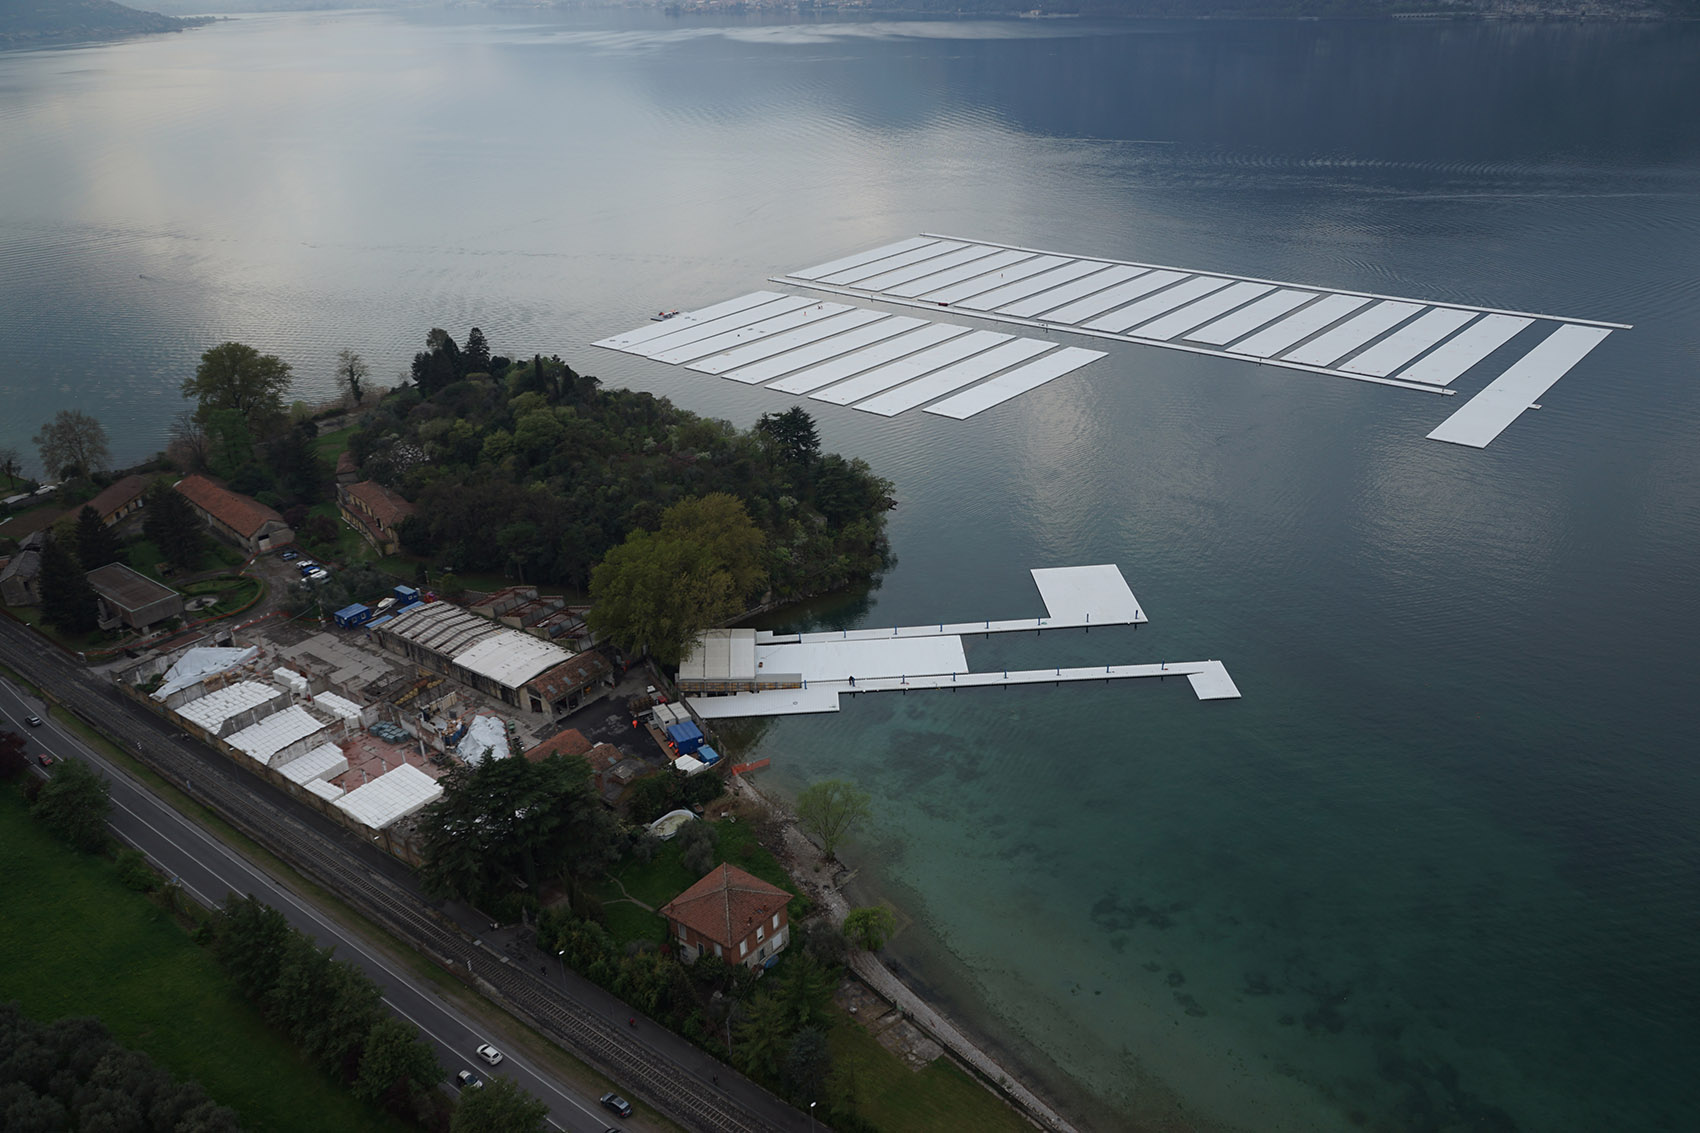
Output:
354 328 892 601
0 1003 244 1133
29 755 111 852
39 533 99 635
142 481 206 573
588 494 767 665
33 409 110 480
450 1076 549 1133
416 753 621 905
182 343 294 434
336 348 369 404
74 504 126 570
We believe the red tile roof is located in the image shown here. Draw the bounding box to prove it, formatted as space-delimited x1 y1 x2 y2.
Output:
85 474 148 521
344 480 414 529
659 863 791 950
174 474 284 539
523 729 592 762
527 652 612 702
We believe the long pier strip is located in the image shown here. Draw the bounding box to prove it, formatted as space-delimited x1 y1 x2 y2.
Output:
683 565 1240 719
763 234 1630 447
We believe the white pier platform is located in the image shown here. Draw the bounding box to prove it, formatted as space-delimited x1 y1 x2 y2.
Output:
1426 324 1612 448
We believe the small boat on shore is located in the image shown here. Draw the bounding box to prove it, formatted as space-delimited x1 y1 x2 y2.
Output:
650 309 681 321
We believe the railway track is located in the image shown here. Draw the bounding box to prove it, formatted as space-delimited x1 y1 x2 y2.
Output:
0 619 787 1133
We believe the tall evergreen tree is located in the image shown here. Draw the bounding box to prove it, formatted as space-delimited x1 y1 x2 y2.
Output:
142 481 206 573
38 533 99 634
462 327 491 374
74 504 126 569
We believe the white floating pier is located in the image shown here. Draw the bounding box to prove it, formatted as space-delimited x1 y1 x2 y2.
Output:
769 323 971 394
723 315 927 385
1394 313 1532 386
1426 324 1613 448
924 348 1107 420
686 565 1232 719
812 330 1012 406
853 338 1057 418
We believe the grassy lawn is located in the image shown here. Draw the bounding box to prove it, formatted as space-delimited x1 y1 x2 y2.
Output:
300 500 372 566
829 1017 1030 1133
129 536 245 582
313 423 359 464
0 788 408 1133
180 574 264 618
594 818 810 950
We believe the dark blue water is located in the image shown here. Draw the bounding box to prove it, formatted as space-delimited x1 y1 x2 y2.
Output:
3 13 1697 1130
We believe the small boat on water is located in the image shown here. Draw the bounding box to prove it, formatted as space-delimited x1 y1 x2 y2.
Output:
650 309 681 321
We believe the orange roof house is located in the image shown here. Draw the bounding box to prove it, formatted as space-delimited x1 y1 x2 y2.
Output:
659 863 792 970
174 474 294 555
522 728 592 762
85 474 149 526
338 480 414 555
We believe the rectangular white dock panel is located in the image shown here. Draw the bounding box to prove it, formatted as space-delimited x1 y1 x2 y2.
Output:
725 316 927 385
1031 564 1143 623
914 254 1071 305
1396 313 1533 386
593 291 782 351
821 241 966 285
1044 271 1186 325
689 309 890 375
999 265 1148 318
691 686 843 718
1187 661 1242 701
1132 281 1274 342
858 245 1005 293
812 330 1011 406
1229 293 1373 358
1186 288 1319 346
959 259 1112 312
853 338 1057 417
791 237 937 281
1340 307 1476 377
1426 324 1612 448
1282 300 1424 367
769 324 972 394
925 347 1107 419
890 249 1035 299
625 296 815 358
648 302 852 365
1087 275 1234 334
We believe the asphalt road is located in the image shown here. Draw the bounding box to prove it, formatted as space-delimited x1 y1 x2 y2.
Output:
0 680 627 1133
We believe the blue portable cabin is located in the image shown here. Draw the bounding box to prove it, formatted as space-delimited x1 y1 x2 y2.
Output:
665 721 704 755
392 584 422 610
333 603 374 629
696 744 721 766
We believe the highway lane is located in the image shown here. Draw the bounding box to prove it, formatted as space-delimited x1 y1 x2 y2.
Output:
0 681 627 1133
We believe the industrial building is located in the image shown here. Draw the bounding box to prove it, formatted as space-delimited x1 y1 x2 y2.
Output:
677 629 801 694
86 562 183 630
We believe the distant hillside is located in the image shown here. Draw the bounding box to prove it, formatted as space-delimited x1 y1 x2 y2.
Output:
0 0 210 47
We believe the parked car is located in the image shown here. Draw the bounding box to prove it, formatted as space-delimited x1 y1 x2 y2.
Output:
37 753 53 768
454 1070 483 1090
280 549 299 561
296 560 319 574
599 1093 632 1118
475 1043 503 1066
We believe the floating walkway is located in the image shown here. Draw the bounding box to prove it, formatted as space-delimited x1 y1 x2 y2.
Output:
684 565 1236 719
771 234 1630 448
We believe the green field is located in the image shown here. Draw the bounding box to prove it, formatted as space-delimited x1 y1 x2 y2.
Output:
828 1019 1030 1133
0 787 409 1133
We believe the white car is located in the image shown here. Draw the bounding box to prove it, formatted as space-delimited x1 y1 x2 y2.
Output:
455 1070 483 1090
475 1043 503 1066
306 568 331 583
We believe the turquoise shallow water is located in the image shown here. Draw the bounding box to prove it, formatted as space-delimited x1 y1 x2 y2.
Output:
3 12 1698 1130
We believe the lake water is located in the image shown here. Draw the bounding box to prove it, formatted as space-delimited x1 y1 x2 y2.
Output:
4 11 1698 1131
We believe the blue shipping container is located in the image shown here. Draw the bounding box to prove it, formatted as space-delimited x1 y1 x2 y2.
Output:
665 721 704 754
697 745 720 766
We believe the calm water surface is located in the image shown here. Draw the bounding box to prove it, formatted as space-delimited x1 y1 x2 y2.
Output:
4 12 1697 1131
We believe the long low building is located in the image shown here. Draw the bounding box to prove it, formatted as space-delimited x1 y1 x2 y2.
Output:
374 600 610 716
678 629 801 694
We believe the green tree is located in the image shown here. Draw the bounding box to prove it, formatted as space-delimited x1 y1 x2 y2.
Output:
782 1026 833 1101
773 951 836 1034
794 779 871 861
33 409 111 480
142 480 206 573
263 933 384 1075
38 533 99 635
733 990 793 1080
462 327 491 374
451 1075 549 1133
336 348 369 404
183 342 294 434
0 445 23 488
587 494 767 666
0 729 29 781
73 504 126 570
30 756 111 852
410 328 462 395
757 406 821 468
417 753 621 905
203 408 255 480
842 905 897 952
211 893 297 1001
354 1016 443 1108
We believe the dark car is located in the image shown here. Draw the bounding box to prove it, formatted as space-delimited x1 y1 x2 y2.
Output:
25 714 43 727
37 753 53 768
599 1093 632 1118
454 1070 483 1090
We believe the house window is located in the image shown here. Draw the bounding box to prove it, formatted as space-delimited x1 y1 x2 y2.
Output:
756 925 765 942
677 923 687 942
772 913 781 930
739 940 747 957
714 943 722 958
